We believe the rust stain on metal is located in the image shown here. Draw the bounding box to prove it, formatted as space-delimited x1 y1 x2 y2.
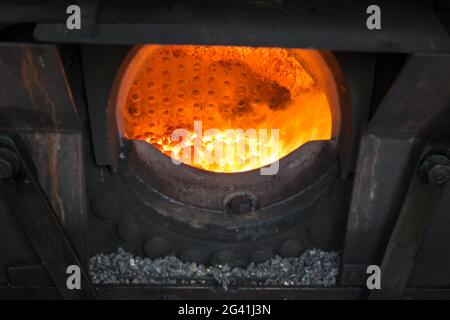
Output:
21 48 60 129
21 48 41 110
21 49 65 223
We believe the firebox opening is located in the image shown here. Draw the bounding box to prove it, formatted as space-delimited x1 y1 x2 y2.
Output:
116 45 336 173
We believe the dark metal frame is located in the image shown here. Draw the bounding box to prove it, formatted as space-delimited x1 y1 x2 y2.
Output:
0 133 97 299
341 55 450 294
26 0 450 53
0 0 450 300
0 43 90 286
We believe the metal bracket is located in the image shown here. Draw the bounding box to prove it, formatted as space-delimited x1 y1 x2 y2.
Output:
0 133 97 300
369 148 450 299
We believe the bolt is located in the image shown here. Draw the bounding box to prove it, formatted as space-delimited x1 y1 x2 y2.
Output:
0 158 13 179
0 148 19 180
420 153 450 185
428 164 450 185
223 192 258 214
230 195 253 213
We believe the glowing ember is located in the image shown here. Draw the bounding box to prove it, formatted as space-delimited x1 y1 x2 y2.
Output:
120 45 332 173
154 121 281 172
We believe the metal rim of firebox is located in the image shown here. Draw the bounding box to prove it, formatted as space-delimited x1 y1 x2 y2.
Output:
110 47 349 204
118 139 340 241
106 46 350 240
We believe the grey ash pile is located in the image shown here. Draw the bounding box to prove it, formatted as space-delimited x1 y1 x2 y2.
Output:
89 247 340 290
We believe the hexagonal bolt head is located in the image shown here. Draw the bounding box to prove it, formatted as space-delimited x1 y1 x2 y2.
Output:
420 153 450 185
428 164 450 185
223 192 258 215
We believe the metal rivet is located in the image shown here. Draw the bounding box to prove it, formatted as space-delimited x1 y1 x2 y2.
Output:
90 193 120 220
144 237 171 258
116 220 141 242
278 239 304 258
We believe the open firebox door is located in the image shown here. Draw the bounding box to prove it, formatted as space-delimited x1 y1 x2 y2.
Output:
116 45 334 173
91 44 352 280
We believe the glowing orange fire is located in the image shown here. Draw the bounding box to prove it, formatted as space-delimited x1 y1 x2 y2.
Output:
119 45 332 173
